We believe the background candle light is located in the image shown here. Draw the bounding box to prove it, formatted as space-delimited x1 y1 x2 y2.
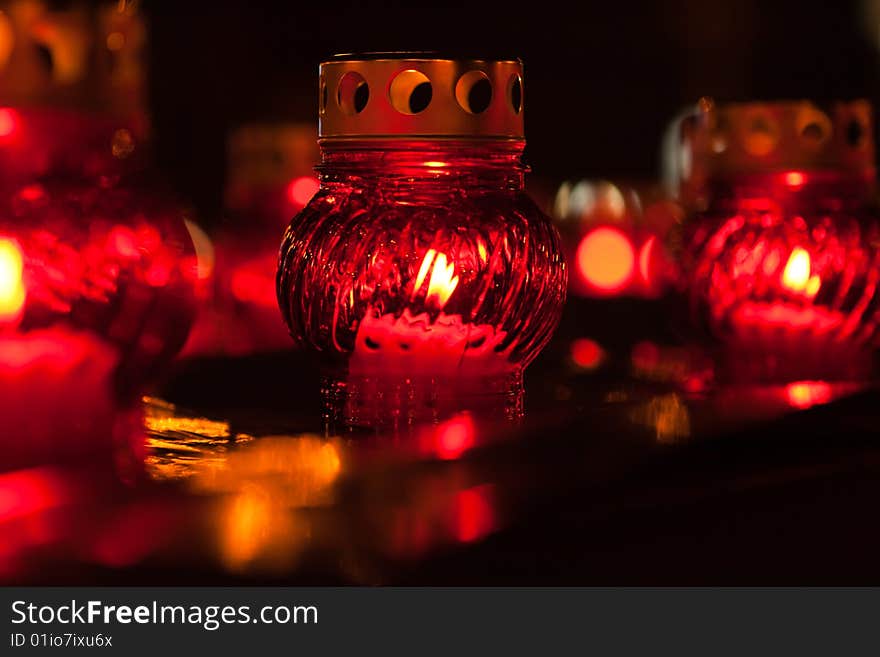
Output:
0 0 197 398
671 99 880 383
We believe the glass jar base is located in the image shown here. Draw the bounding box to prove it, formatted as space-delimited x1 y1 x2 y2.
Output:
321 370 524 435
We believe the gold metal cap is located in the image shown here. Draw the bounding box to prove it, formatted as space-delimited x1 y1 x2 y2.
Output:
0 0 147 119
318 53 525 141
665 98 875 201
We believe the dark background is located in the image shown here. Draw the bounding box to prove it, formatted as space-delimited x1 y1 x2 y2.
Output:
148 0 880 221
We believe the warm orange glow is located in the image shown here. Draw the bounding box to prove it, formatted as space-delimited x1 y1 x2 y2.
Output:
0 237 25 325
413 249 459 309
222 486 275 568
287 176 320 207
782 247 811 293
106 31 125 51
783 171 806 189
570 337 603 370
576 227 635 293
183 219 215 282
786 380 832 409
0 108 16 138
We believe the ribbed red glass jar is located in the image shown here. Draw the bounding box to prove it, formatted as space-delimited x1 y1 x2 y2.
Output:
674 99 880 383
278 55 566 430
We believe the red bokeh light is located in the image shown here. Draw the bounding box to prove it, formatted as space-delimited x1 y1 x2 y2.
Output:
0 108 17 138
0 468 63 523
230 261 277 309
287 176 320 207
452 485 495 544
570 337 603 369
429 413 476 460
576 227 635 294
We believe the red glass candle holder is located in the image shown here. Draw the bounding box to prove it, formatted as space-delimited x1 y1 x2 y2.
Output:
0 107 197 398
278 55 567 431
674 99 880 382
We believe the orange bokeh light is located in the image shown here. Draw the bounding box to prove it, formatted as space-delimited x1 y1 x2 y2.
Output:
786 380 832 409
783 171 806 189
0 237 25 324
576 227 635 294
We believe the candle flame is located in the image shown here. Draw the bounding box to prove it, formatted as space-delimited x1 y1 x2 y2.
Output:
0 237 25 325
782 247 812 294
412 248 459 309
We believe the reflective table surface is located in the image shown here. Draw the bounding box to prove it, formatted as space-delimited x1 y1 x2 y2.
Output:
3 299 880 585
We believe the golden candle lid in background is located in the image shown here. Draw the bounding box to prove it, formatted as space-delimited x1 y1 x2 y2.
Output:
664 98 875 205
0 0 147 120
319 53 525 141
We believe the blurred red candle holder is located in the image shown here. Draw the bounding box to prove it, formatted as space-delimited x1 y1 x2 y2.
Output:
672 99 880 383
0 236 143 474
184 124 320 358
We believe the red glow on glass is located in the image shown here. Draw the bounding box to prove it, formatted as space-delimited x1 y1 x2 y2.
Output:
453 485 495 543
638 235 657 285
576 227 635 294
108 225 139 259
0 468 63 523
0 237 25 324
0 108 17 138
783 171 806 189
570 337 603 369
786 380 832 409
428 413 476 460
144 260 172 287
287 176 320 207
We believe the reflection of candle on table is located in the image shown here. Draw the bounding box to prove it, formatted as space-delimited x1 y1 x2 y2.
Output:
0 237 134 471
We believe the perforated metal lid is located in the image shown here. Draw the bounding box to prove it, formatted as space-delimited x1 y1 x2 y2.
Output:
318 53 525 141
